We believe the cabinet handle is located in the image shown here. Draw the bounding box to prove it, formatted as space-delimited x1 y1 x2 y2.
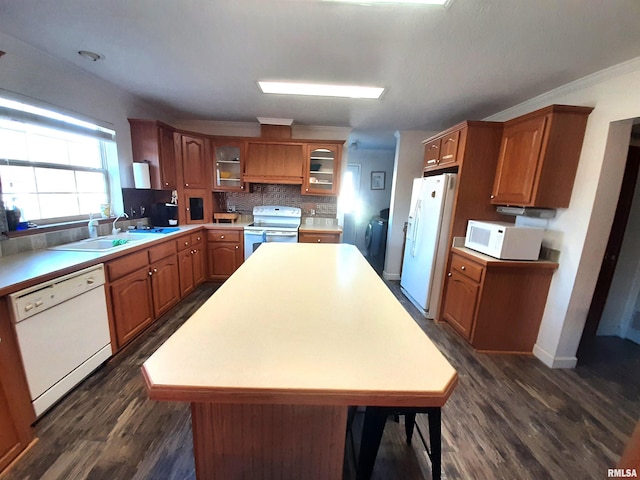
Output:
427 159 437 164
461 266 466 270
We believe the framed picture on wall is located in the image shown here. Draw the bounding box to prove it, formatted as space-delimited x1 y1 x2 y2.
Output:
371 171 385 190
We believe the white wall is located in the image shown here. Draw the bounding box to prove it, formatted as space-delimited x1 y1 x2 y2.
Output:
384 130 434 280
343 147 396 252
486 57 640 367
0 33 175 213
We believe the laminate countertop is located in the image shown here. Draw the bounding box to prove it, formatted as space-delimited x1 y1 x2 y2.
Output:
142 243 457 406
298 224 343 234
0 223 250 296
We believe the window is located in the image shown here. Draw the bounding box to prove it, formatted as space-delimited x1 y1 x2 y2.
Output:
0 97 115 225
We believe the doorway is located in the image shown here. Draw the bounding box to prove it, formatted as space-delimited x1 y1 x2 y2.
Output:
578 129 640 361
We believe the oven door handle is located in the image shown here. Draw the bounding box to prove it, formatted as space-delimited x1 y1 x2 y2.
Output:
265 232 298 237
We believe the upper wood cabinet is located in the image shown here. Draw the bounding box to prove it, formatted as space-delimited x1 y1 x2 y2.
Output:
0 298 35 473
423 129 461 172
213 140 246 192
128 119 177 190
491 104 593 208
302 143 342 196
244 141 304 184
178 133 210 190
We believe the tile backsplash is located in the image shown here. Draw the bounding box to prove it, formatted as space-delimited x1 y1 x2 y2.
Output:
220 184 337 217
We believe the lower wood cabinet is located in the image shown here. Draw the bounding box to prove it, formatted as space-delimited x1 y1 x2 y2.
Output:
106 239 180 351
440 248 557 353
0 298 35 473
207 229 243 282
298 231 341 244
178 232 206 297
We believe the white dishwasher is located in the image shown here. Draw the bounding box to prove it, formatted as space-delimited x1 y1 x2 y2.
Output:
9 264 112 417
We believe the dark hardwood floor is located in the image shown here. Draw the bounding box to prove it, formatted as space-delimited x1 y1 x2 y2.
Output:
3 281 639 480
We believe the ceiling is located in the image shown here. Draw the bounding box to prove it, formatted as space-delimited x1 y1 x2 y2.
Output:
1 0 640 149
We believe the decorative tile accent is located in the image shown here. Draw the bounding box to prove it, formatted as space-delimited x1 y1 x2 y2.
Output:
224 184 337 217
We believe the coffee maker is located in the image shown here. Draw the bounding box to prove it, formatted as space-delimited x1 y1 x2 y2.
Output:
150 203 178 227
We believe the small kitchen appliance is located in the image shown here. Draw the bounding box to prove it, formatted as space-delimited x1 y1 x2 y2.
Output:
244 206 301 260
464 220 544 260
150 202 178 227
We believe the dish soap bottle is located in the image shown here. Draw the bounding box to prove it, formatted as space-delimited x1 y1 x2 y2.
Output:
88 213 99 238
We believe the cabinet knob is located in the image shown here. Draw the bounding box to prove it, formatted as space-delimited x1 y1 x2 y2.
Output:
427 159 437 165
185 183 189 187
148 270 153 276
306 188 309 192
220 235 225 239
448 272 452 277
235 245 239 249
197 236 201 241
317 239 321 243
240 185 244 190
185 241 189 246
461 266 466 270
490 195 495 199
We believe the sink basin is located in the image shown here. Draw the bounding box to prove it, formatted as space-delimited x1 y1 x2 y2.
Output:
50 235 142 252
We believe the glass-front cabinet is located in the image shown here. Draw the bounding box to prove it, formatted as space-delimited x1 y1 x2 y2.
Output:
213 140 245 192
302 144 341 196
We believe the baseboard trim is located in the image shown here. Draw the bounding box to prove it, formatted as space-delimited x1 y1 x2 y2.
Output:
533 344 577 369
383 272 400 281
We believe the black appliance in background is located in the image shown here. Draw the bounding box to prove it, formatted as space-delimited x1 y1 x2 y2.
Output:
150 203 178 227
365 209 389 276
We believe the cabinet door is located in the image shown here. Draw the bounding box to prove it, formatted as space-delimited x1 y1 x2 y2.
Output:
302 144 341 196
491 115 548 206
158 126 177 189
191 233 206 287
150 255 180 318
109 270 154 348
178 249 195 298
423 138 441 171
180 134 209 190
442 271 480 340
0 300 34 472
208 242 242 281
213 141 246 192
438 131 460 167
183 190 209 225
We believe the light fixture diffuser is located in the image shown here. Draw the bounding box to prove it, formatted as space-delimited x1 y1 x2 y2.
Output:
258 81 384 99
323 0 450 4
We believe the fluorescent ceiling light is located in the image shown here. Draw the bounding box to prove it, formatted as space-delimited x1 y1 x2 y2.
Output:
258 81 385 99
323 0 450 5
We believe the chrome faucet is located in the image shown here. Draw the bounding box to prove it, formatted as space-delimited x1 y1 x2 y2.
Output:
112 212 129 235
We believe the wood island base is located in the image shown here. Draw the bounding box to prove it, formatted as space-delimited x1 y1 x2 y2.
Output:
191 403 348 480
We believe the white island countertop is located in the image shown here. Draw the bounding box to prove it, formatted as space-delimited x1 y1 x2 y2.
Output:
142 243 457 407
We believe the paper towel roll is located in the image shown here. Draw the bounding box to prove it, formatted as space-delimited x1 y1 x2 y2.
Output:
133 162 151 189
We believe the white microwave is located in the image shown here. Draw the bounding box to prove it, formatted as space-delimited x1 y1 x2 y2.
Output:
464 220 544 260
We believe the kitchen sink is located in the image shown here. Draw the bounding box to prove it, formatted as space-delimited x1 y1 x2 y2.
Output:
49 234 143 252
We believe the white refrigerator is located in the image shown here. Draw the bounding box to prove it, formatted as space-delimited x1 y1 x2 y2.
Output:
400 173 457 319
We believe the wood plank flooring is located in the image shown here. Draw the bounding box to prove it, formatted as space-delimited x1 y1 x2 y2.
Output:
2 281 639 480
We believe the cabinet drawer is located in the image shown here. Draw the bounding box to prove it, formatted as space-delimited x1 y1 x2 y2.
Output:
148 240 177 263
299 232 340 244
207 229 241 242
176 234 192 251
450 254 483 283
191 232 204 246
106 250 149 281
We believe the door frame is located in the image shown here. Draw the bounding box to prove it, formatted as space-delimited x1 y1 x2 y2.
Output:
578 145 640 357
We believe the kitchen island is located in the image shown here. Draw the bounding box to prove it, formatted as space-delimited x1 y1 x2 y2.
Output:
142 243 458 479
